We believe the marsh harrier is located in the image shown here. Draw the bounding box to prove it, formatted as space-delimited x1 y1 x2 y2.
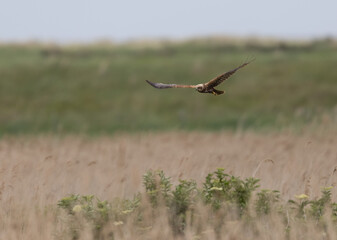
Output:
146 60 253 95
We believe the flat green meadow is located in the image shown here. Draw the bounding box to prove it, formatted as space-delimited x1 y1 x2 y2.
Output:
1 38 336 134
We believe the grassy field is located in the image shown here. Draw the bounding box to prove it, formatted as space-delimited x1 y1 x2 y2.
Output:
1 38 337 239
1 38 337 134
0 130 337 239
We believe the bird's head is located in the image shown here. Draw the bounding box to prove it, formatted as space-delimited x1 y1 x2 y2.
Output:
195 84 205 92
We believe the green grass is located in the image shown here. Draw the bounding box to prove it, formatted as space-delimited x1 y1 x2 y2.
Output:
1 38 337 134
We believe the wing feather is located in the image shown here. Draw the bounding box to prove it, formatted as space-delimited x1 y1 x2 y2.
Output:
205 59 254 88
146 80 196 89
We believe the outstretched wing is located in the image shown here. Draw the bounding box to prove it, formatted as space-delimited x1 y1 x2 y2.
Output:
205 59 254 88
146 80 196 89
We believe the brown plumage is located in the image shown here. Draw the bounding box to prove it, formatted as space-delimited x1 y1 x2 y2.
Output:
146 59 254 95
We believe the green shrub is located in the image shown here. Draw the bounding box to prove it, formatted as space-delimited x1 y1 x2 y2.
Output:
255 189 280 215
309 187 333 220
143 170 172 207
57 169 337 239
202 168 260 213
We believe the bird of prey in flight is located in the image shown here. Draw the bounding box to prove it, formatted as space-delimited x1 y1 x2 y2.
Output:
146 60 254 96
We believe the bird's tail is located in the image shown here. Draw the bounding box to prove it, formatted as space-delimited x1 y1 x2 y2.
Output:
212 89 225 95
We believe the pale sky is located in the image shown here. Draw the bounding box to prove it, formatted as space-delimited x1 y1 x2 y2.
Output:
1 0 336 43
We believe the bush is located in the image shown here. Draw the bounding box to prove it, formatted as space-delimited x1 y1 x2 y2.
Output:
57 169 337 239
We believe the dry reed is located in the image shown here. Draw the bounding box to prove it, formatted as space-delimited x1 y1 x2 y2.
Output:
0 130 336 239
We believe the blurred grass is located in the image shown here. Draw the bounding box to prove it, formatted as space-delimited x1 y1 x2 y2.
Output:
0 37 336 134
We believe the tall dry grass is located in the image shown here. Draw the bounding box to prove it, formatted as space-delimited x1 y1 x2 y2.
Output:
0 129 337 239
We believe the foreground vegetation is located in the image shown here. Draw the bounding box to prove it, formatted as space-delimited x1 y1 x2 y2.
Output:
0 132 336 239
1 37 337 134
57 169 337 239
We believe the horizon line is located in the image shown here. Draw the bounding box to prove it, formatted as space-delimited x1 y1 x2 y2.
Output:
0 34 336 47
